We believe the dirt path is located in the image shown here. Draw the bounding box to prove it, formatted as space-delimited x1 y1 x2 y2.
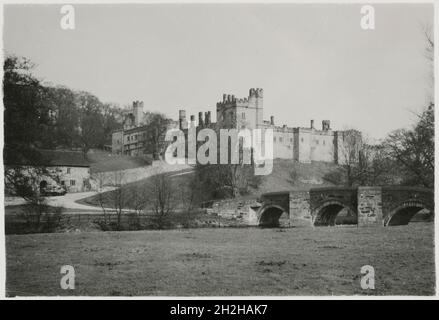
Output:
5 189 115 212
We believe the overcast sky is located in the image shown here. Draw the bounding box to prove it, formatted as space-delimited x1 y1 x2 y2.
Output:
3 3 434 139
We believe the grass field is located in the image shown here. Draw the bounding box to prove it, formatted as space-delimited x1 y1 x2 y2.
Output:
87 149 151 173
6 222 435 296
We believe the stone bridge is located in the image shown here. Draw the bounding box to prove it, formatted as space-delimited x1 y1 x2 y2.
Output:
257 186 434 227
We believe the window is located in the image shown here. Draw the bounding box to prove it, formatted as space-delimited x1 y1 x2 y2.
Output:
70 180 76 186
274 137 276 142
67 168 71 174
61 181 65 186
290 138 293 143
127 136 130 142
301 138 304 143
323 140 326 145
316 140 319 145
279 137 283 142
242 112 246 119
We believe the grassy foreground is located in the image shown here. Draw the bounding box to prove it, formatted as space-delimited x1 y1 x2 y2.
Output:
6 223 435 296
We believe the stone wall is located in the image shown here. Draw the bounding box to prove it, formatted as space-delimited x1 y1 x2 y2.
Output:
91 160 191 188
258 186 433 228
381 186 434 221
289 191 311 220
310 131 335 162
211 199 260 225
259 192 290 214
357 186 383 226
309 187 357 214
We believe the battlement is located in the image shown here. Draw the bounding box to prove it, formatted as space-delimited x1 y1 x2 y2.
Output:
114 88 362 165
132 100 143 108
217 88 263 108
249 88 263 98
178 109 213 130
121 100 145 129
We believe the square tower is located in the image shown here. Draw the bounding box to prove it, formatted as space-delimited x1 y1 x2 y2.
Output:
216 88 264 129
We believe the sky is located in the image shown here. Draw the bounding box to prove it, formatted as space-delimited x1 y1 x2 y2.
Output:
3 3 434 139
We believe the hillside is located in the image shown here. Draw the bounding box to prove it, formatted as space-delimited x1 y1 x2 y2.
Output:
255 159 338 196
78 159 339 208
86 149 152 173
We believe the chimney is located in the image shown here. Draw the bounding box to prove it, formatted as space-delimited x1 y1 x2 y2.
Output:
270 116 274 126
179 109 187 130
205 111 211 125
310 119 314 129
198 112 204 127
190 115 196 128
223 94 227 102
322 120 331 131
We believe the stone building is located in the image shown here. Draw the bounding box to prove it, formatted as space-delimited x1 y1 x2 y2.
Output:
112 88 362 164
5 149 92 194
39 150 92 192
177 88 361 164
112 101 178 156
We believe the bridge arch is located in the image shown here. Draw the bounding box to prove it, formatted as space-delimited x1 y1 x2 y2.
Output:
313 200 356 226
384 201 433 226
258 205 287 227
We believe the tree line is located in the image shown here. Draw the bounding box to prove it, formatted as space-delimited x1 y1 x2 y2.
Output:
3 55 123 165
324 102 434 189
325 28 434 189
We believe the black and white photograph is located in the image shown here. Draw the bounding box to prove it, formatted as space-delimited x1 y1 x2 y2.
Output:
0 1 436 299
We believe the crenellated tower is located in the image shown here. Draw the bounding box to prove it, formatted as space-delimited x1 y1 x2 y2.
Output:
216 88 264 129
133 100 144 127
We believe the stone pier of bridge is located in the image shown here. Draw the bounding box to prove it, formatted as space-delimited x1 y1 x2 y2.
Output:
256 186 433 228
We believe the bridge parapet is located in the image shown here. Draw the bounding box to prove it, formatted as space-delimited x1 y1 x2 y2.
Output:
309 187 357 213
257 186 433 228
381 186 433 226
309 187 357 225
259 192 290 214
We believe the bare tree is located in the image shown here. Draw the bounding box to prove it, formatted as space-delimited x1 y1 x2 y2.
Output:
94 171 110 224
94 170 127 230
380 28 434 188
112 170 126 230
143 113 171 160
383 104 434 188
5 166 60 230
128 184 148 229
332 129 363 187
132 185 147 215
148 171 174 229
423 23 434 87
